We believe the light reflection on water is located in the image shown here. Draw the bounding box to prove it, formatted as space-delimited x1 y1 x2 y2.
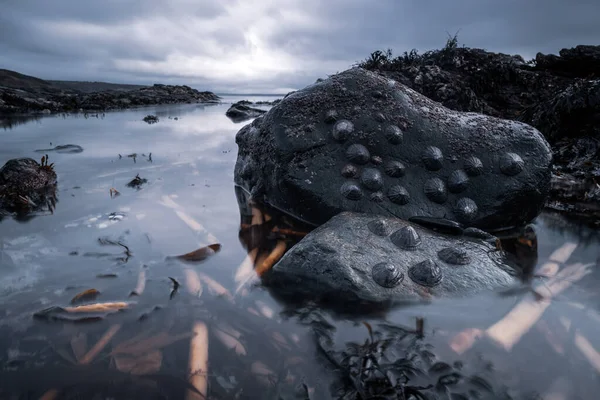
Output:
1 98 600 398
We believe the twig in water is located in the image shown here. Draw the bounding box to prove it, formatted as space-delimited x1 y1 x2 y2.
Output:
256 240 287 277
449 242 582 354
80 324 122 364
560 317 600 374
187 322 209 400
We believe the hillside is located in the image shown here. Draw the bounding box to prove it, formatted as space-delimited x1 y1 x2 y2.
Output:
48 80 148 94
0 68 58 93
0 68 221 114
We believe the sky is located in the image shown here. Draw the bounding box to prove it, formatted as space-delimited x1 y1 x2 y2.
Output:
1 0 598 94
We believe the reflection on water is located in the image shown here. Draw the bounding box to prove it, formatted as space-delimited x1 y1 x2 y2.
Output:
1 99 600 399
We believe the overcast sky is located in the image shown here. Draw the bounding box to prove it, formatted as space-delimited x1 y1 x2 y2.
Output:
1 0 598 94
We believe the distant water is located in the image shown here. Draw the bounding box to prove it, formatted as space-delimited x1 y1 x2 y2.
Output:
1 96 600 399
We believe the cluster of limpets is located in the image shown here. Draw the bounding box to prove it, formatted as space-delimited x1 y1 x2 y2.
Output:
366 218 473 289
328 115 526 224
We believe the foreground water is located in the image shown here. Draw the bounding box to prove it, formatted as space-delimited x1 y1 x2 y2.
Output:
1 98 599 399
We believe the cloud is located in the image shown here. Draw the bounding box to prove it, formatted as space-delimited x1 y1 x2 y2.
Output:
1 0 598 93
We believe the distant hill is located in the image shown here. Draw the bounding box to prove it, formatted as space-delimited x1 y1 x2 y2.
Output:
0 68 149 94
0 67 221 114
0 68 57 92
47 80 148 93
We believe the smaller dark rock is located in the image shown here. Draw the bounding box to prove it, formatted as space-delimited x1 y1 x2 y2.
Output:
34 144 84 154
143 115 159 124
225 101 267 123
0 157 57 217
126 173 148 189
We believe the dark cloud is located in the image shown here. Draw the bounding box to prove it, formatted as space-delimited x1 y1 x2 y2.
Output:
1 0 598 93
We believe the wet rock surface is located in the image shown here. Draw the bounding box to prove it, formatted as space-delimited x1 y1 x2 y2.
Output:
0 157 57 217
225 101 267 123
359 43 600 224
234 67 552 231
262 212 518 305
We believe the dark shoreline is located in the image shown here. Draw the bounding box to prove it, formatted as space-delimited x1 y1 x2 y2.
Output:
0 69 222 115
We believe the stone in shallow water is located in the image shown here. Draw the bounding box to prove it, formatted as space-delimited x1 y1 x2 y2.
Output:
234 67 552 231
262 212 518 305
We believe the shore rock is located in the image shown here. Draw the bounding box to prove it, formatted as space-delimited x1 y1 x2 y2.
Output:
263 212 518 305
359 44 600 223
234 67 552 231
0 158 57 217
225 101 267 123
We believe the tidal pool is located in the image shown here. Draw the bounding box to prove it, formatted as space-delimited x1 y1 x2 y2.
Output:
1 98 599 399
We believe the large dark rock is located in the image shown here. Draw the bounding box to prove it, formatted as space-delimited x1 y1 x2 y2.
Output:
262 212 518 305
225 101 267 123
0 157 57 218
359 44 600 223
234 67 552 231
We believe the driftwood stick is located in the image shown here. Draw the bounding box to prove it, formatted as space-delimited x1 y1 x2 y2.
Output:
132 267 146 296
251 207 263 225
256 241 287 277
235 248 258 283
560 317 600 374
234 248 259 295
64 302 130 313
197 272 234 302
184 267 203 297
450 242 580 354
271 227 308 238
80 324 122 364
160 195 219 244
187 322 209 400
540 376 571 400
536 242 578 277
485 262 591 351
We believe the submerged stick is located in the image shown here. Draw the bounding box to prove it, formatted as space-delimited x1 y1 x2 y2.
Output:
131 267 146 296
197 272 234 302
560 317 600 374
251 207 263 225
541 376 571 400
256 240 287 277
80 324 122 364
450 242 580 354
271 227 308 238
187 322 209 400
184 267 203 297
234 248 259 295
536 242 578 277
485 262 591 350
160 195 219 244
64 302 130 313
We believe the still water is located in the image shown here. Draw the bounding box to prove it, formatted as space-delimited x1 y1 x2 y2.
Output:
0 97 599 399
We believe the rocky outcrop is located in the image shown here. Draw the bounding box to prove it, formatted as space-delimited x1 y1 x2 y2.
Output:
234 68 552 231
225 101 267 123
0 157 57 218
0 69 221 114
358 44 600 224
263 212 518 306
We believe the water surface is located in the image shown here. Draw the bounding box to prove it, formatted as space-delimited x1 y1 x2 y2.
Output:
1 97 599 399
